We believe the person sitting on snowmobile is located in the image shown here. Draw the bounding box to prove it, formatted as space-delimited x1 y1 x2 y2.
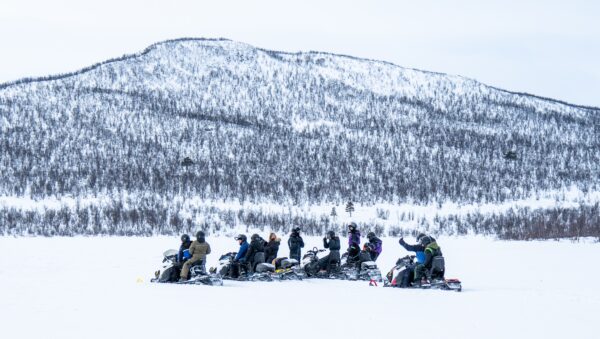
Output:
177 234 193 263
288 227 304 262
264 232 281 264
395 233 427 287
347 222 361 249
245 234 266 273
230 234 249 278
365 232 382 261
412 235 444 286
318 231 341 271
179 231 211 281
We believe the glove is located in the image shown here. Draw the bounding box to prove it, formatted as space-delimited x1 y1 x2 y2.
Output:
399 237 405 245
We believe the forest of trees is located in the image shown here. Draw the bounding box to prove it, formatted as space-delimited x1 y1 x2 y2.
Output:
0 38 598 238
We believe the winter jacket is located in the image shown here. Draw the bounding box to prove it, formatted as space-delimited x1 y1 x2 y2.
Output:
245 237 266 263
178 240 192 262
399 238 426 263
288 233 304 260
423 241 443 268
323 236 341 251
367 236 382 255
264 238 281 264
348 230 361 247
235 241 249 261
188 240 211 262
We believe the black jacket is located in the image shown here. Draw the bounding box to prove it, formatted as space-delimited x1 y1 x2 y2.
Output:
288 234 304 254
323 236 341 252
245 237 266 262
264 239 280 263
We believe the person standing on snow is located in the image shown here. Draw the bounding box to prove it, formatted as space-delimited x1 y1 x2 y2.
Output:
179 231 211 281
264 232 281 264
347 222 361 249
365 232 383 261
288 227 304 262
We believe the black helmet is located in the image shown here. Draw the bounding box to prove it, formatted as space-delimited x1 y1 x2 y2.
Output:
292 227 301 234
367 232 376 240
235 234 247 242
196 231 205 239
419 235 432 246
327 230 335 238
348 222 357 231
416 233 426 241
251 233 260 241
181 234 190 243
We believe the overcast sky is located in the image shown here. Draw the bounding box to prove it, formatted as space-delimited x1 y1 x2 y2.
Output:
1 0 598 106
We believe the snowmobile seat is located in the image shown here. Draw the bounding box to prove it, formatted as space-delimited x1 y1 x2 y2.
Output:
360 261 378 271
255 263 276 273
281 258 298 269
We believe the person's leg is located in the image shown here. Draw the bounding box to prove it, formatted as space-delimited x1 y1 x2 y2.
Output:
180 260 191 280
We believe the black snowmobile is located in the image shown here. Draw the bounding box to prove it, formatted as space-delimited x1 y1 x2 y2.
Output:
301 247 345 279
383 255 461 291
340 250 383 283
151 249 223 286
213 252 275 282
271 257 304 281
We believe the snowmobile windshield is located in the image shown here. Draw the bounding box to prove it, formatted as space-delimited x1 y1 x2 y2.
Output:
163 249 178 258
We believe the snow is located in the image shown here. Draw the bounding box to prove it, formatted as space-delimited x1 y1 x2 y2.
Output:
0 235 598 339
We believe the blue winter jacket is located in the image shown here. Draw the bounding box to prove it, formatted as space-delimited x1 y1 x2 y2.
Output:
399 238 426 263
235 241 249 261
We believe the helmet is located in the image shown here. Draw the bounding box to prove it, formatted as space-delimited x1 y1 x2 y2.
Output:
292 227 301 234
419 235 432 246
348 222 357 231
234 234 247 242
251 233 260 241
367 232 376 240
181 234 190 243
196 231 205 239
327 230 335 238
416 233 426 241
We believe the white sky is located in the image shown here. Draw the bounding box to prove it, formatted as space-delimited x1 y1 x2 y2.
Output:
1 0 599 107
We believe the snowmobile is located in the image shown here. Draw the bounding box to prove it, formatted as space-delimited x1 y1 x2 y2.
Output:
340 251 383 283
212 252 274 282
383 255 461 291
301 247 345 279
271 257 304 281
151 249 223 286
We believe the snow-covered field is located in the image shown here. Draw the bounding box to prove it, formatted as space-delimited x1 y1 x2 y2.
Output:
1 235 598 339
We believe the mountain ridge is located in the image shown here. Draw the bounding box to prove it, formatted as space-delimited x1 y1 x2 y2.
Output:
1 37 598 112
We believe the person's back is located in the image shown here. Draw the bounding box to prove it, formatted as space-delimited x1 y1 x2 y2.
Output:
288 228 304 261
180 231 211 281
264 233 281 264
245 234 266 272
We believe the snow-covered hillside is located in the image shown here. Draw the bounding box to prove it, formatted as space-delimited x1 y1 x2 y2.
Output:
0 38 599 238
0 236 598 339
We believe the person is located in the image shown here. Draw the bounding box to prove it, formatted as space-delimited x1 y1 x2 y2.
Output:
288 227 304 261
318 231 341 271
347 222 361 249
365 232 382 261
412 235 444 286
231 234 249 278
177 234 193 263
264 232 281 264
396 233 427 287
180 231 211 281
245 234 266 273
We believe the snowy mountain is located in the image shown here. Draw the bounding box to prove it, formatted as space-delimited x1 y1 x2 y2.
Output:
0 38 599 237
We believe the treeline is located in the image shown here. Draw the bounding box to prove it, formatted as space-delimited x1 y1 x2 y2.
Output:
1 196 598 240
